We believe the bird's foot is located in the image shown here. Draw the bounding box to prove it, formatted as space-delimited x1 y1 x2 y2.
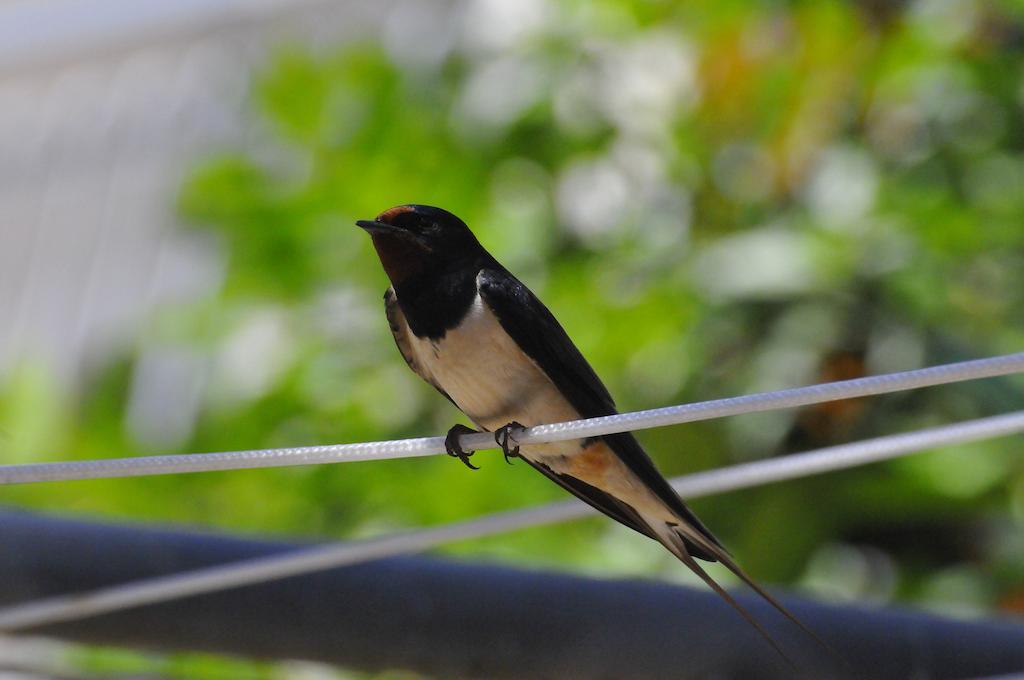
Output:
494 421 525 464
445 424 480 470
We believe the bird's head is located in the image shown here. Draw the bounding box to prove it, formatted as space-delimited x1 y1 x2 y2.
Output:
357 204 482 284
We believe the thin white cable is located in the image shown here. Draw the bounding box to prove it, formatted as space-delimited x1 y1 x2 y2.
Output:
2 352 1023 485
1 410 1022 632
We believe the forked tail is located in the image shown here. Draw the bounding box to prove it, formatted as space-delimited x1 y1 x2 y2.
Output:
655 522 840 667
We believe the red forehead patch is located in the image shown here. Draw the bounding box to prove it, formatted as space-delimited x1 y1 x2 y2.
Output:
376 205 415 223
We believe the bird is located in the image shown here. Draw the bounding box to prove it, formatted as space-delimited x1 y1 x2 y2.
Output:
357 203 824 658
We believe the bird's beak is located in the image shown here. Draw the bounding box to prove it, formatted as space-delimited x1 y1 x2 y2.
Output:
356 219 405 236
356 218 431 251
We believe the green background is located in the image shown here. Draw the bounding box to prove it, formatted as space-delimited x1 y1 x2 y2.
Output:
3 0 1024 676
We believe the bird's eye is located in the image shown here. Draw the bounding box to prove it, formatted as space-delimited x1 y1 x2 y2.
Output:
389 212 423 232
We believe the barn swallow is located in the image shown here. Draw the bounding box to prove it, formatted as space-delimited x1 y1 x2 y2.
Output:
357 204 825 657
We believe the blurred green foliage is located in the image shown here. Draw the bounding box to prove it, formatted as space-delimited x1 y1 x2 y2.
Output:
3 0 1024 674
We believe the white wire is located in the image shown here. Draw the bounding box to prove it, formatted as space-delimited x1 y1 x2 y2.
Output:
1 410 1022 632
2 352 1023 485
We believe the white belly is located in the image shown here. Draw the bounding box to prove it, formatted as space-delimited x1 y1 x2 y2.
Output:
406 294 583 460
396 288 676 523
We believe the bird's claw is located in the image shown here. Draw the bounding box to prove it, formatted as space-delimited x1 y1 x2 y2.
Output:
494 421 524 464
445 424 479 470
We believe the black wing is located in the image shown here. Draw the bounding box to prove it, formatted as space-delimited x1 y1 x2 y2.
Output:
477 267 725 560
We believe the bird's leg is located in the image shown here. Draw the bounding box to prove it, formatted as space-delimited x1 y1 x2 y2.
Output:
445 424 480 470
494 421 525 464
